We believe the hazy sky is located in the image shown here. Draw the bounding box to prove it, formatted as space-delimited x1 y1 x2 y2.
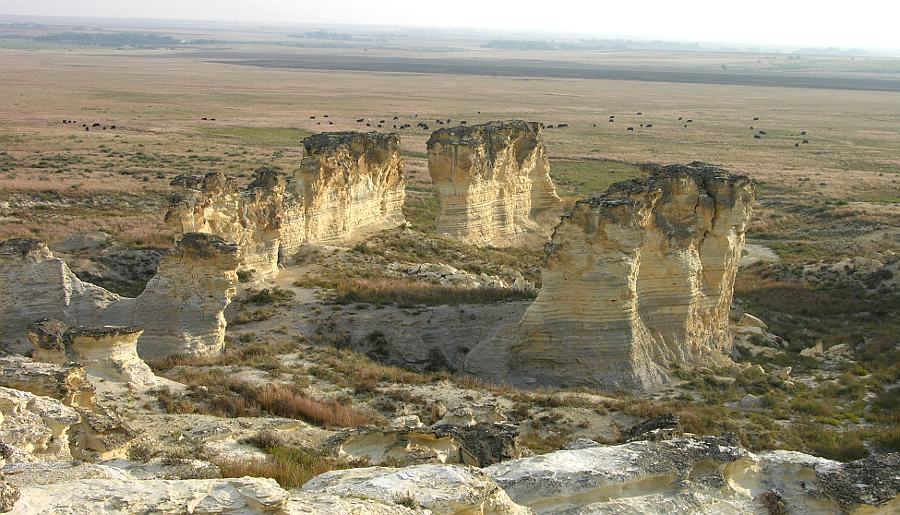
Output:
2 0 898 50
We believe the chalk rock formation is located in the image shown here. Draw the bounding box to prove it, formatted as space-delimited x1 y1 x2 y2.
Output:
484 435 899 514
0 234 239 359
0 356 135 458
467 163 755 391
165 133 406 278
302 463 530 514
427 120 564 247
11 477 290 514
166 169 287 281
61 326 159 388
298 131 406 243
0 386 80 463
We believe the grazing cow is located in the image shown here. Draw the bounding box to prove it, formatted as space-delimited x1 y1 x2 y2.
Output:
759 130 767 135
627 127 634 131
62 120 68 124
379 120 385 124
754 134 762 139
377 124 382 128
102 126 106 130
85 127 89 132
684 124 688 128
686 119 693 123
393 116 399 120
477 111 481 114
461 121 467 125
802 139 809 144
800 130 807 135
753 117 760 121
593 124 597 127
310 116 316 119
92 123 101 128
646 124 653 128
609 119 615 123
83 124 87 128
393 125 397 129
210 118 216 121
202 117 207 120
678 117 683 120
558 123 568 128
324 115 329 118
640 124 644 128
795 142 800 147
366 123 371 127
547 125 554 129
636 112 642 115
750 126 754 130
328 121 334 125
356 118 364 123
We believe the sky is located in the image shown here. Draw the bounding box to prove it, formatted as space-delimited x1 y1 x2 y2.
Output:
2 0 898 50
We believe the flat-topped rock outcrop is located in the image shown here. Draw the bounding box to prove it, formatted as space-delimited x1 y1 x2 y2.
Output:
0 234 239 359
467 163 755 391
298 131 406 243
165 132 406 281
427 121 564 247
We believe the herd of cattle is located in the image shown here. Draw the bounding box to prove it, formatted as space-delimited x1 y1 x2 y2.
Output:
60 112 811 147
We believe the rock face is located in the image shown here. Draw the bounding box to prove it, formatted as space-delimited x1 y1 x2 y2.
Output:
0 234 239 359
0 386 81 463
427 121 564 247
165 133 406 279
166 169 286 281
467 163 755 391
298 131 406 243
0 356 135 459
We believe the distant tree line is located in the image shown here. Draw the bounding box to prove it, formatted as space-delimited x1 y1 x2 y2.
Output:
34 32 181 47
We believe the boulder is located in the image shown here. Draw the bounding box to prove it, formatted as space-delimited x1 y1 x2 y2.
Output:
427 120 564 248
302 463 530 514
466 163 756 391
284 492 423 514
62 326 159 389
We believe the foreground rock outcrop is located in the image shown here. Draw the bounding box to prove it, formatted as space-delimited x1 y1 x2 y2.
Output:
467 163 756 391
0 234 239 359
427 121 564 247
166 132 406 281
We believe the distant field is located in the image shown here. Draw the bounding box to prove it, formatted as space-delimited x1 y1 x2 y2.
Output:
206 54 900 92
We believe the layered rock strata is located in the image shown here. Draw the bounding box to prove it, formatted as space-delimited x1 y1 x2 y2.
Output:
0 386 81 463
0 234 239 359
165 132 406 280
298 131 406 243
466 163 755 391
166 169 287 281
427 120 564 247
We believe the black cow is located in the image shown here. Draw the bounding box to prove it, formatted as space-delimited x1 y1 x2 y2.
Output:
558 123 568 128
754 134 762 139
802 139 809 144
753 117 760 121
356 118 364 123
627 127 634 131
758 130 767 135
646 124 653 128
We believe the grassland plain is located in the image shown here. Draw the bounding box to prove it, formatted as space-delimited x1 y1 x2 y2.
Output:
0 36 898 465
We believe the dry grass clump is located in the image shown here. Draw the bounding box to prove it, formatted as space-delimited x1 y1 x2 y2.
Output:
154 370 369 428
215 432 365 488
147 340 298 372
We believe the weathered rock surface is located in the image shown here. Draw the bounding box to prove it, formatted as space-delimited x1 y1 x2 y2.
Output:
0 357 135 459
0 386 80 463
428 120 564 248
166 133 406 280
284 492 423 514
0 234 239 359
467 163 756 391
302 463 530 514
298 131 406 244
166 169 287 281
326 422 522 467
10 476 289 514
484 435 898 514
61 326 159 389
